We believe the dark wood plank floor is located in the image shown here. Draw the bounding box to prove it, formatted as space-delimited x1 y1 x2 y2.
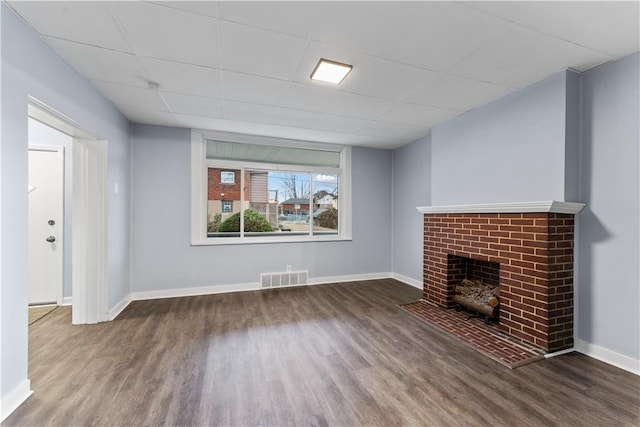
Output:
4 279 639 426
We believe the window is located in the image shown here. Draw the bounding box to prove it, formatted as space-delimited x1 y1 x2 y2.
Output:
220 171 235 184
221 200 233 213
191 130 351 245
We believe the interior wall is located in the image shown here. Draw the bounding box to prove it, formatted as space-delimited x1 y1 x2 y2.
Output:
1 3 131 406
578 52 639 361
130 124 393 293
430 71 568 205
391 135 430 285
28 118 73 299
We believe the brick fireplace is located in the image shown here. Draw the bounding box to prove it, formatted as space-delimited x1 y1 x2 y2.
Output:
418 201 585 353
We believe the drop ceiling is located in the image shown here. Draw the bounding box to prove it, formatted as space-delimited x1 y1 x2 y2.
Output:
8 1 640 149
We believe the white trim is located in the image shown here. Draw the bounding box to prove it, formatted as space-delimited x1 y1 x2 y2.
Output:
129 273 401 302
28 97 98 140
391 273 423 289
131 282 261 301
107 294 133 321
61 296 72 306
544 347 576 359
191 235 353 246
416 201 586 215
308 272 392 285
574 339 640 375
72 139 108 324
0 380 32 422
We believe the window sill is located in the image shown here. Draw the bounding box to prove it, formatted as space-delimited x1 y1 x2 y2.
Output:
191 235 353 246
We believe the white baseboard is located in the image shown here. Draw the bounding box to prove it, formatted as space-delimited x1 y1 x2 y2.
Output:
1 380 32 422
308 272 392 285
544 347 576 359
130 281 261 302
60 297 72 306
130 272 400 302
391 273 423 289
574 339 640 375
107 294 133 321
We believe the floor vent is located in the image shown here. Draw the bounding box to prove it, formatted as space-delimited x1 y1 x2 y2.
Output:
261 270 308 288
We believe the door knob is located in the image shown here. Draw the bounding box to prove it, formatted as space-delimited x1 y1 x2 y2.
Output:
48 220 55 226
46 236 56 243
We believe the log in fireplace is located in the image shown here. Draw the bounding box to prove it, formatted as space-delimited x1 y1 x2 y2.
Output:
418 201 585 353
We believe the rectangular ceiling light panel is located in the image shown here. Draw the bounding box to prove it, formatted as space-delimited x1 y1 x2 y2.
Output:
310 58 353 84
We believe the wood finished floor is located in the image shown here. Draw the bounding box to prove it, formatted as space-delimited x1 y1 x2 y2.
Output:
4 279 639 426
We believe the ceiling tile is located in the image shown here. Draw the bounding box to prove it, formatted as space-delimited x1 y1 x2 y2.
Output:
46 38 149 87
271 108 367 134
404 75 491 108
222 72 288 105
8 1 133 53
447 25 570 84
218 1 326 38
223 101 280 124
147 1 217 19
421 109 462 128
374 103 442 126
140 58 222 99
293 42 439 101
219 21 308 80
386 2 512 72
116 104 179 127
311 2 426 59
173 114 228 132
445 84 516 111
354 120 429 142
110 2 219 67
281 83 395 120
470 1 639 57
172 114 359 146
92 81 167 110
161 93 223 118
499 41 613 88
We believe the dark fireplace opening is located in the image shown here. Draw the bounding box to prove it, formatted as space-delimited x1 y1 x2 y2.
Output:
447 255 500 323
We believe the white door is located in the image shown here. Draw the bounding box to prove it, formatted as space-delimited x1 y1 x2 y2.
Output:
28 148 64 305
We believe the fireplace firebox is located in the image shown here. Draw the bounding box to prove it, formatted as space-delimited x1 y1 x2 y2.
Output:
450 255 500 323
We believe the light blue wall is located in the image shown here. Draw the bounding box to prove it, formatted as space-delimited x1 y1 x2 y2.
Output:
130 124 393 292
1 4 131 402
564 71 581 203
431 72 569 205
578 53 639 360
391 136 430 284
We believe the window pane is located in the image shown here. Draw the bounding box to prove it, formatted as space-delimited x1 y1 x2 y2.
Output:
206 140 340 167
207 168 243 237
270 172 311 235
245 170 279 235
312 174 338 235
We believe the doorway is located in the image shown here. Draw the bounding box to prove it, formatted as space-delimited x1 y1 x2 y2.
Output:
28 146 64 306
28 98 108 325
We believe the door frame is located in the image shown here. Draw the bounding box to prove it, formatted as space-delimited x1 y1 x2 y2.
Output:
71 138 108 324
27 145 65 306
28 97 108 324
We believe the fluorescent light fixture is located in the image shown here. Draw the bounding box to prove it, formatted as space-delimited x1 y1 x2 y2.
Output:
310 58 352 84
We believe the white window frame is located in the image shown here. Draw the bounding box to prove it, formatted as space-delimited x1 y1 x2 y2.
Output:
191 129 352 246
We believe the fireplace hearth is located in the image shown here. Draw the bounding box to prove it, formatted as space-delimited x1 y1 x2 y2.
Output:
418 201 585 353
